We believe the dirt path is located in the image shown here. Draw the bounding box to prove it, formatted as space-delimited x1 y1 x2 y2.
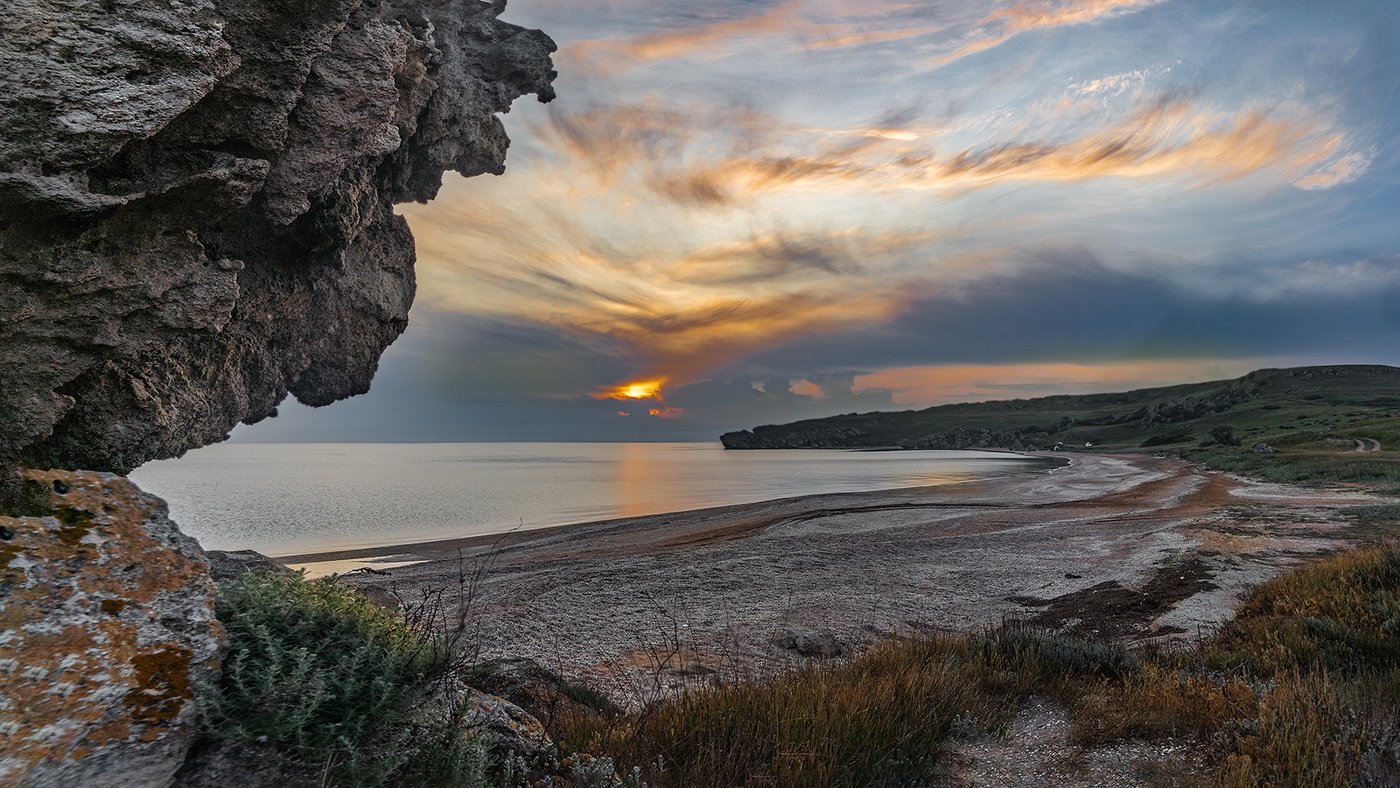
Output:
933 698 1207 787
1354 438 1382 452
332 454 1373 699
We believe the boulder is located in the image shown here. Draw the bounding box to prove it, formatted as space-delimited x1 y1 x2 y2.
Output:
205 549 294 583
775 627 845 659
470 656 612 724
0 470 223 787
463 687 559 777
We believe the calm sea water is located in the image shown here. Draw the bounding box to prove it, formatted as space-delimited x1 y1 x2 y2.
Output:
129 442 1052 556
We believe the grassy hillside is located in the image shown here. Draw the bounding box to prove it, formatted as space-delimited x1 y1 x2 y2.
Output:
722 365 1400 488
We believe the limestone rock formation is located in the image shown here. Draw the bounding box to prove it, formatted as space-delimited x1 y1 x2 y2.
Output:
0 470 224 786
0 0 556 479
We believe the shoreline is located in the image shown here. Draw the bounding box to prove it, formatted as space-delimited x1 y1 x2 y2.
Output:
332 453 1378 695
274 451 1068 567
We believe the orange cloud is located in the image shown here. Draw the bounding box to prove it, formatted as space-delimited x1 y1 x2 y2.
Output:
544 96 1339 209
405 176 959 387
562 2 951 72
564 0 808 70
855 358 1276 407
934 0 1166 66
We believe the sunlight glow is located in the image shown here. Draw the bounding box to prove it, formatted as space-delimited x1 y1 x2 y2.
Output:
595 380 666 400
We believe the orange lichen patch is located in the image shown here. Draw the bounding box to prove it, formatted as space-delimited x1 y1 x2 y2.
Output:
51 506 94 546
126 648 194 723
0 469 221 774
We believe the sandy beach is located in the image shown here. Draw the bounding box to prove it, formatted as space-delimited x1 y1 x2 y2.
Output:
319 453 1374 699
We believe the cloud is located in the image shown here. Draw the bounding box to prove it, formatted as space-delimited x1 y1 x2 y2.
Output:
539 94 1342 210
854 358 1274 406
932 0 1167 67
405 178 951 386
562 0 807 71
560 0 1165 75
561 1 948 72
405 80 1368 401
1293 149 1375 189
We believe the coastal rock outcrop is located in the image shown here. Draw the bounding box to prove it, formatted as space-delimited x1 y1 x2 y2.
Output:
896 428 1035 451
0 470 223 787
720 425 872 449
0 0 556 480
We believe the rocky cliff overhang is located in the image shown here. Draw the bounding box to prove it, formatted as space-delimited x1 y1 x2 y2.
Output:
0 0 556 479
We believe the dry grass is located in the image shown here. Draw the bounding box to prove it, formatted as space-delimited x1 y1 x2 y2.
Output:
550 545 1400 787
560 632 1009 787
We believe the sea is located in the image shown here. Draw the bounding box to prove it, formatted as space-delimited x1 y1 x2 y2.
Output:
129 442 1054 557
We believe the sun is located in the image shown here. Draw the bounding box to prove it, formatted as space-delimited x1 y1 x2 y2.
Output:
618 381 662 399
592 379 666 401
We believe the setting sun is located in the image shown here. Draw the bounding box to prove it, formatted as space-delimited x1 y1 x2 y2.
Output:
595 380 665 400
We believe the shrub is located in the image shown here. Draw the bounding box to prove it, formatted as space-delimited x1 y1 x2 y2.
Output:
202 571 492 787
1211 425 1241 447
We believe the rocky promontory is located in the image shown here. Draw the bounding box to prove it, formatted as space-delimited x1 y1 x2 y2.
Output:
0 0 557 482
0 2 556 782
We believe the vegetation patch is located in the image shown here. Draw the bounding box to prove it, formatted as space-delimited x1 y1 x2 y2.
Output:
552 545 1400 787
201 571 494 787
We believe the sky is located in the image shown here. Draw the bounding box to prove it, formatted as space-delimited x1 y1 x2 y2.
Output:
239 0 1400 443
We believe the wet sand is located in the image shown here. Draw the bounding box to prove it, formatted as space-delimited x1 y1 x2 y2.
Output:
324 453 1376 698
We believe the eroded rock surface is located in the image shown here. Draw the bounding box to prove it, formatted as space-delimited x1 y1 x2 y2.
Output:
0 469 223 787
0 0 556 478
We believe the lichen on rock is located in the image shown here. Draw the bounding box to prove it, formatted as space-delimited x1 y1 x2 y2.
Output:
0 469 224 787
0 0 557 479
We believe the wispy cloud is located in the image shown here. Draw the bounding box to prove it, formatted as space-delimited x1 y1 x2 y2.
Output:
404 173 966 384
561 1 950 72
1293 149 1375 190
560 0 1165 74
854 358 1275 406
932 0 1167 67
541 94 1346 209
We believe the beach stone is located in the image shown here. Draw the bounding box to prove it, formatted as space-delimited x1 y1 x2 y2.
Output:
171 738 316 788
775 627 845 658
206 549 294 583
463 687 559 777
0 469 223 787
470 656 607 724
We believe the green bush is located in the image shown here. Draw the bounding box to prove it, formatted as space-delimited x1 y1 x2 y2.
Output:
202 571 491 787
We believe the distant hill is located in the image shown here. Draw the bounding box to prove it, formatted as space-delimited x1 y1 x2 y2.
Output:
721 365 1400 485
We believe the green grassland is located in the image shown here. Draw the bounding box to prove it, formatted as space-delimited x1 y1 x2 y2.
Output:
723 365 1400 488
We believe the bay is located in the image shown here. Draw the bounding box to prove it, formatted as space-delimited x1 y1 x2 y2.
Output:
129 442 1053 556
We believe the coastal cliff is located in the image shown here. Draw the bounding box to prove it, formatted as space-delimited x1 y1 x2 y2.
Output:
0 2 556 782
0 0 556 481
